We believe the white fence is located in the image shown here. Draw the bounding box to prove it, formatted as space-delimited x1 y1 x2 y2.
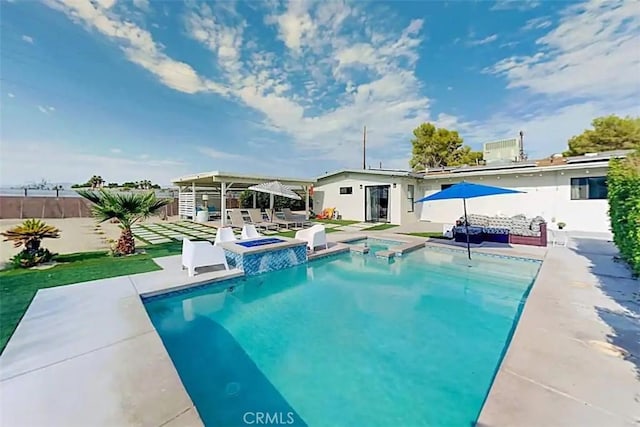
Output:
179 192 196 219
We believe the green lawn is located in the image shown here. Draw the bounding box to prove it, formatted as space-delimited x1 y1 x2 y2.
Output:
0 241 182 353
313 218 360 226
364 224 399 231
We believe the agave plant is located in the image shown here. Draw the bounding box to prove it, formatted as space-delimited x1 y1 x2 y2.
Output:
1 219 60 267
77 189 170 255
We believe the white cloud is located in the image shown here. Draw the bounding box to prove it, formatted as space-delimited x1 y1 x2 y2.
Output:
491 0 540 11
182 1 432 166
485 0 640 100
196 147 243 160
48 106 55 111
21 35 34 44
132 0 149 12
267 0 316 52
93 0 116 9
447 86 453 91
111 148 122 154
7 93 15 98
468 34 498 46
522 16 552 31
447 0 640 158
37 105 49 114
0 142 188 186
44 0 226 95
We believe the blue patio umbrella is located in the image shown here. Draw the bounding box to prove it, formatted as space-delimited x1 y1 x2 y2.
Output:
415 181 524 259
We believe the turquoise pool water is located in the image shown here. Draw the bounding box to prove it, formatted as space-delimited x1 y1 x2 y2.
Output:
145 247 541 426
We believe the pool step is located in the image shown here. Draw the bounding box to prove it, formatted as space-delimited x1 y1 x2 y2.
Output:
350 246 370 254
375 250 395 259
390 241 426 256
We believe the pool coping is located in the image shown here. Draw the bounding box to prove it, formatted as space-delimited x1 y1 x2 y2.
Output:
1 233 637 426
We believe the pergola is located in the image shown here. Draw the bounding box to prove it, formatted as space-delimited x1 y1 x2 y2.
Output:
171 171 316 225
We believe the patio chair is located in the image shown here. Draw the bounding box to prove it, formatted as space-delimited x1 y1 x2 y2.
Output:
214 227 237 246
228 210 246 229
247 209 279 230
295 224 328 253
549 228 568 247
266 209 297 229
241 224 261 239
182 238 229 277
282 208 309 227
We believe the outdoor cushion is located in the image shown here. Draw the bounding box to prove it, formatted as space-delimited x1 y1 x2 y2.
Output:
484 227 510 235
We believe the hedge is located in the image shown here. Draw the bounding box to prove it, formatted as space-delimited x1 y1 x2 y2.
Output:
607 150 640 276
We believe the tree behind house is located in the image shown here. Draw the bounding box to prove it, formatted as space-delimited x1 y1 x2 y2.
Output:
409 122 483 170
565 115 640 156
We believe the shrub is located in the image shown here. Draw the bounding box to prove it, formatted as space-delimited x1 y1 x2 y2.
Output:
607 151 640 276
1 219 60 268
10 248 55 268
239 190 312 211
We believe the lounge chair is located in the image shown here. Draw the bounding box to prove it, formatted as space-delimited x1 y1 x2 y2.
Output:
247 209 279 230
182 238 229 277
228 210 246 229
241 224 261 239
295 224 328 253
266 210 297 229
214 227 237 246
282 208 309 227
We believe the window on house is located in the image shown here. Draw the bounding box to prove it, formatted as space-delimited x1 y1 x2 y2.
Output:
441 184 454 190
570 176 607 200
407 184 415 212
339 186 353 195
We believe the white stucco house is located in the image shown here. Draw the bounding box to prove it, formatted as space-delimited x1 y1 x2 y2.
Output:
313 150 633 233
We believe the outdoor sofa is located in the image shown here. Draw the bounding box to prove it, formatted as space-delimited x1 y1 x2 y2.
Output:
453 213 547 247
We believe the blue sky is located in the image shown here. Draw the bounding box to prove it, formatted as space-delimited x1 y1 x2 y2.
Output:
1 0 638 186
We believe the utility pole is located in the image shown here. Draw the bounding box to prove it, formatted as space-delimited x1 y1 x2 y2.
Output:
363 125 367 170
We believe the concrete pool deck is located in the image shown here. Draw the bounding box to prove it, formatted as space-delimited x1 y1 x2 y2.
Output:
0 232 638 426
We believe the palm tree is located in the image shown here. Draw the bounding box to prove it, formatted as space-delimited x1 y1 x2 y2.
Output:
78 189 170 255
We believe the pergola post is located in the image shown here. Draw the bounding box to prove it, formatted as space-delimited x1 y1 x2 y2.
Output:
252 192 256 208
191 182 196 220
305 186 310 220
220 181 226 226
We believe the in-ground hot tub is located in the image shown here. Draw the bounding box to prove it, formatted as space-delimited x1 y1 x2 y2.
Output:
219 237 308 276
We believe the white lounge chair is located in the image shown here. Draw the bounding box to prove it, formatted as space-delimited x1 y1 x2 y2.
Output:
247 209 279 230
214 227 237 246
182 238 229 277
267 209 296 229
228 210 246 229
282 208 309 227
241 224 261 239
295 224 328 253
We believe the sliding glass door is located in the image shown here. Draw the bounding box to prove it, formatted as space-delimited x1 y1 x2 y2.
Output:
365 185 390 222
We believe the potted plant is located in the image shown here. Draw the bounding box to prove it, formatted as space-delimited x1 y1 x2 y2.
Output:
557 222 566 230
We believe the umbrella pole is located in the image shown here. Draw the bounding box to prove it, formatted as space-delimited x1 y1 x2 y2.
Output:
463 198 471 260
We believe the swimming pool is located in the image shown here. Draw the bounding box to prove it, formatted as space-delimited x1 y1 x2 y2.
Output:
145 247 541 426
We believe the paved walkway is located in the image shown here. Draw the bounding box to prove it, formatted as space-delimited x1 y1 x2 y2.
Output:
479 237 639 426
